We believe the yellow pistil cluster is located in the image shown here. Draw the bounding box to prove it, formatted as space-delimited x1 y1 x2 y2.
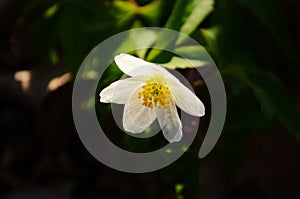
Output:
138 77 171 109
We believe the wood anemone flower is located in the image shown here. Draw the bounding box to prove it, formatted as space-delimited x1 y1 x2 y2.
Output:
100 53 205 142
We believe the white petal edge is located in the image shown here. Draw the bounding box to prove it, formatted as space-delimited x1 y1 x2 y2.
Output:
158 102 183 143
168 79 205 117
123 88 156 133
114 53 178 82
99 76 145 104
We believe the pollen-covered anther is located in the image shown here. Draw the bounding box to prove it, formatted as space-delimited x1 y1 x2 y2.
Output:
138 78 171 109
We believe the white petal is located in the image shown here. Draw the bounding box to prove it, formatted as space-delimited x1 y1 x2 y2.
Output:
114 53 175 79
123 88 156 133
155 107 166 128
158 103 182 143
168 79 205 117
99 77 144 104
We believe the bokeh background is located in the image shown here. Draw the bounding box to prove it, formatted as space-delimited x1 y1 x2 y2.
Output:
1 0 300 198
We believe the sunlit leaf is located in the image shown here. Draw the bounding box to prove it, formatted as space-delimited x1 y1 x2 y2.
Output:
175 45 210 60
175 183 185 194
44 2 60 18
147 0 214 60
165 0 214 36
139 0 163 26
199 26 221 63
130 28 158 59
112 1 137 28
161 56 207 69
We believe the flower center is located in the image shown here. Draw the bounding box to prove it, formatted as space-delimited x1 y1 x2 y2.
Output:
138 77 171 109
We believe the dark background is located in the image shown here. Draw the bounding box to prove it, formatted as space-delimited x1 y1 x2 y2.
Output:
0 0 300 198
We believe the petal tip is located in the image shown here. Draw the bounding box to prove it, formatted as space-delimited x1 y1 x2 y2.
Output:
195 99 205 117
99 89 111 103
99 96 109 103
197 107 205 117
114 53 126 61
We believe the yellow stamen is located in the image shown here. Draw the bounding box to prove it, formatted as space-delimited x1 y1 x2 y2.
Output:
138 77 171 109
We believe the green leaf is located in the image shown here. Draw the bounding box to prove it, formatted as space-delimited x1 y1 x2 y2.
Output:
146 31 179 61
147 0 214 60
20 0 57 22
251 85 275 120
227 66 275 120
224 85 272 132
59 2 87 73
200 27 220 59
223 65 300 137
222 66 275 120
175 45 210 60
175 183 185 194
111 1 137 28
161 56 207 69
139 0 164 26
165 0 214 36
222 65 251 85
248 71 300 136
130 28 158 59
44 2 60 18
156 45 211 69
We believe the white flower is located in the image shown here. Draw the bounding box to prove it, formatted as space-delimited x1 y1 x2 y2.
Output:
99 53 205 142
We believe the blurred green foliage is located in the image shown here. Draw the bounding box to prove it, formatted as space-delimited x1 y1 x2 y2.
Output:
18 0 300 198
20 0 299 137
